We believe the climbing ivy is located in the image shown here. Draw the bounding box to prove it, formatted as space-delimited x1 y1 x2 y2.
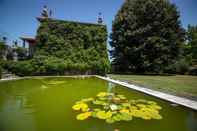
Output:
35 19 110 75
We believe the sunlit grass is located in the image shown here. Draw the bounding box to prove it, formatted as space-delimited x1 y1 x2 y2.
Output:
108 74 197 101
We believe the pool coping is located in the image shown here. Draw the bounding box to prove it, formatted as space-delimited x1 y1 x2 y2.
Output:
0 75 94 82
1 75 197 111
95 75 197 111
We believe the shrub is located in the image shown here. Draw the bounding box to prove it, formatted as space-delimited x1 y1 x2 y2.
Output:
164 59 189 74
3 52 111 76
15 47 28 60
6 61 34 76
0 65 2 79
188 66 197 75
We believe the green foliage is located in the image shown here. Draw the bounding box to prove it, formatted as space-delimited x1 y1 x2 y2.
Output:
0 41 6 59
182 25 197 75
31 55 63 75
15 47 28 60
164 58 189 74
0 65 2 79
34 19 110 75
186 25 197 65
110 0 185 73
4 20 110 76
5 55 110 76
188 67 197 75
4 60 34 76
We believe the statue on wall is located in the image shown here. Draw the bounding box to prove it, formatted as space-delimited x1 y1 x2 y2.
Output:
41 5 49 18
97 12 103 24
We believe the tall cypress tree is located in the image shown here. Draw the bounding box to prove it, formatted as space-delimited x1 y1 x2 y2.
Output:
110 0 185 73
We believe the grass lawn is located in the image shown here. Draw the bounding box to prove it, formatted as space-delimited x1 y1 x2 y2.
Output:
108 74 197 101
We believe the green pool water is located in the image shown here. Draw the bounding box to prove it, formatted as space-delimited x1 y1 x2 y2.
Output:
0 77 197 131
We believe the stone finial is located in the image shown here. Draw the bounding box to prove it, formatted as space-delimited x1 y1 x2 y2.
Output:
49 9 52 17
97 12 103 24
2 36 7 42
41 5 49 18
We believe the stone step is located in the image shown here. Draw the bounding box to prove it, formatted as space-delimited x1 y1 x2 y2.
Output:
1 70 18 79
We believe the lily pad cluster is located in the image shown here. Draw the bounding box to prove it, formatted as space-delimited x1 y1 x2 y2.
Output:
72 92 162 124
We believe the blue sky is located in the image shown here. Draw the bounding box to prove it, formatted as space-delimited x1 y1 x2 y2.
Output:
0 0 197 45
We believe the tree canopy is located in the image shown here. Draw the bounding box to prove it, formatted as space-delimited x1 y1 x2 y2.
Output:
186 25 197 65
110 0 185 73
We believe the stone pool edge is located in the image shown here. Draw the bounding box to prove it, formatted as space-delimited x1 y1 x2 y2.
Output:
0 75 94 82
95 75 197 111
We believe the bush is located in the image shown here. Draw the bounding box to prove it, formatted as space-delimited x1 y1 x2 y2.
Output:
4 61 34 76
3 55 110 76
188 66 197 75
164 59 190 74
0 65 2 79
15 47 28 60
31 56 66 75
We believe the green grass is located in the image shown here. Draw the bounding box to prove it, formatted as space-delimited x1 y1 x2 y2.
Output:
108 74 197 101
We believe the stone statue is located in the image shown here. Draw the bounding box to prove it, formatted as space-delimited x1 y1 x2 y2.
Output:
97 12 103 24
49 9 52 17
41 5 48 18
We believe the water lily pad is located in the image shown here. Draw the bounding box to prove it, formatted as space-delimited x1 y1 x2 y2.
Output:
110 104 118 111
119 112 132 121
93 100 107 105
112 114 122 121
106 118 115 124
119 109 130 114
72 92 163 124
97 92 108 97
76 112 91 120
117 94 126 100
96 111 112 119
72 103 89 112
122 103 130 107
80 98 94 103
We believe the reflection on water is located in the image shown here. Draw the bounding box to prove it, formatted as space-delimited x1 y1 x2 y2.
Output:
107 82 115 93
187 112 197 131
0 94 36 131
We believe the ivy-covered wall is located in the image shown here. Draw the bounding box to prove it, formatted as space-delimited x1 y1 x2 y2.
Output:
33 19 110 75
